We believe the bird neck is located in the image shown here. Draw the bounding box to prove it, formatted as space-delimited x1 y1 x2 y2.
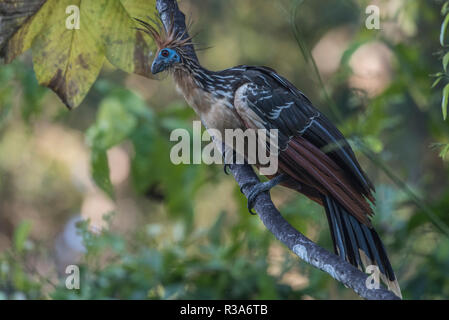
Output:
173 56 215 92
172 55 237 111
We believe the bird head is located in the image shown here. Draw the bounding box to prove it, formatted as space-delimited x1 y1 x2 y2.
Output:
134 17 194 75
151 47 181 74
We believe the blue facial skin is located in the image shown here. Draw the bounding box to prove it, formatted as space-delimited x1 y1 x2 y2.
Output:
151 48 181 75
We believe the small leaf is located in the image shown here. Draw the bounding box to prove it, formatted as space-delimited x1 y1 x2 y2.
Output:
443 2 449 15
440 144 449 159
442 83 449 120
432 77 443 88
441 13 449 46
430 142 446 150
91 149 114 199
14 221 32 253
431 142 449 160
444 52 449 72
431 72 445 77
340 40 369 67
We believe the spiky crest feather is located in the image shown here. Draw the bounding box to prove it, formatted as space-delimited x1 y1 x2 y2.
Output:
134 15 195 54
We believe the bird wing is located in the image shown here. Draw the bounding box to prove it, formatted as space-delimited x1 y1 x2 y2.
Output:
233 66 375 225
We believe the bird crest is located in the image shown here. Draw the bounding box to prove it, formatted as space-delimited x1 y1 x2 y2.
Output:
134 15 194 51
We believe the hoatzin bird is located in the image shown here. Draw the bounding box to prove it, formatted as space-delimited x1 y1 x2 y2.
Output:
137 18 401 298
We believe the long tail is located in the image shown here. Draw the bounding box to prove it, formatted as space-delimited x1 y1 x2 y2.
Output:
323 195 402 298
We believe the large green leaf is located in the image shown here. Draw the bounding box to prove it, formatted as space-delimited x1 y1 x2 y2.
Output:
1 0 156 109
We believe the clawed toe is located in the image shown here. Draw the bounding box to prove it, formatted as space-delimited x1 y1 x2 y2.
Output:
246 182 271 215
238 181 260 214
224 164 232 175
239 181 255 194
241 174 289 215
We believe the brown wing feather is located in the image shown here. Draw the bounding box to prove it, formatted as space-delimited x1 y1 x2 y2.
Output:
279 136 373 226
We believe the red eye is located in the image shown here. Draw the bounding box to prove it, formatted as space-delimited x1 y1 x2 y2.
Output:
161 49 169 57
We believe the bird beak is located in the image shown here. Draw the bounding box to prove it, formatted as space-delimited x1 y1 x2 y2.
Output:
151 58 165 75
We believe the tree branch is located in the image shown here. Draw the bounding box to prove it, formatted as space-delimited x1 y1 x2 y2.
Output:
155 0 400 300
229 163 399 300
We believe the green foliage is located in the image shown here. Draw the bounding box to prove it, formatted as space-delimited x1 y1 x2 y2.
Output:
1 0 157 108
0 212 306 300
0 223 47 300
0 61 47 127
436 1 449 121
426 0 449 162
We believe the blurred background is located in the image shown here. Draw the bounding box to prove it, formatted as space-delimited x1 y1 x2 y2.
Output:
1 0 449 299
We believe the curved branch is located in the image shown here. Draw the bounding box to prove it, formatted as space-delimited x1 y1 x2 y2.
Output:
155 0 400 300
229 163 399 300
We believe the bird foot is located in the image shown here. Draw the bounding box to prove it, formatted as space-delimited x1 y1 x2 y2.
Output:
224 164 232 175
240 174 288 215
